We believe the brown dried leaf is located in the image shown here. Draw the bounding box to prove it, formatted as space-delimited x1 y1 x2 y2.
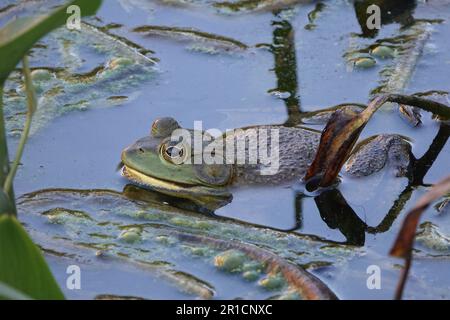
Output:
304 95 388 189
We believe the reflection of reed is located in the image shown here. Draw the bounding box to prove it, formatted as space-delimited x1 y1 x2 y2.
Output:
269 10 377 127
269 16 302 126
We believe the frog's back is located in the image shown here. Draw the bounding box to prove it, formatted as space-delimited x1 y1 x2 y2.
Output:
229 125 320 185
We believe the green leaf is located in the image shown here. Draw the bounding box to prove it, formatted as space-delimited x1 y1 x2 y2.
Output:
0 282 31 300
0 0 103 84
0 215 64 300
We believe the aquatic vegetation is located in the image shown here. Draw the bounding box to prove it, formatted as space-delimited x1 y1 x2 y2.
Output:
353 56 376 69
214 250 247 272
3 21 157 137
132 25 248 54
95 294 145 300
370 45 396 59
18 188 347 299
118 228 142 243
213 0 308 14
151 0 309 14
258 272 285 290
242 270 260 281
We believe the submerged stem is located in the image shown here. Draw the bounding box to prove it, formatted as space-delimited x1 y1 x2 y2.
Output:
395 252 412 300
3 56 36 196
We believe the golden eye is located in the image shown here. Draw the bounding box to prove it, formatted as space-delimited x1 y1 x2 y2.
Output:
161 144 185 164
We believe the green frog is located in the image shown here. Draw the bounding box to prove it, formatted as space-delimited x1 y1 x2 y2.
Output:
120 116 412 208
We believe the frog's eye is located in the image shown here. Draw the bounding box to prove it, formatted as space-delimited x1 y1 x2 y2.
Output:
161 144 186 164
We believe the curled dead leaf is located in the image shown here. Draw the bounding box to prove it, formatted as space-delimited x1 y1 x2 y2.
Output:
304 95 388 190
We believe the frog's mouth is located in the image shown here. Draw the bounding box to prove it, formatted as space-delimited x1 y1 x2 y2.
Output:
121 165 232 210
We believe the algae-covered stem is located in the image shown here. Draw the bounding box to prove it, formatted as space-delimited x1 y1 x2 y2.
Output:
173 231 338 300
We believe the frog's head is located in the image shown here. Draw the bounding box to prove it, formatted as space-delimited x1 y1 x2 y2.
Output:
121 117 233 210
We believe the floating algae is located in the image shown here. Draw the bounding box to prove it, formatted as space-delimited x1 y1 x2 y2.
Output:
3 21 157 137
18 188 349 299
132 25 248 54
151 0 312 14
212 0 312 14
118 228 142 243
353 56 376 69
370 45 396 59
242 270 260 281
258 272 286 290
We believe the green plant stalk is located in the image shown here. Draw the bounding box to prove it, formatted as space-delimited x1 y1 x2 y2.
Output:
0 83 17 215
3 56 35 196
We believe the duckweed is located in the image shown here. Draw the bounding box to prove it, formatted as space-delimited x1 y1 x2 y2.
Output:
371 45 395 59
242 261 265 273
118 228 142 243
109 57 134 70
193 221 213 230
170 217 193 228
258 273 286 290
30 69 53 82
353 57 376 69
44 208 92 224
214 250 247 273
183 246 210 257
155 235 176 245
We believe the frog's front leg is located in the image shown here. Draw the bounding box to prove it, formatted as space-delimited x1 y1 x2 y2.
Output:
344 134 413 178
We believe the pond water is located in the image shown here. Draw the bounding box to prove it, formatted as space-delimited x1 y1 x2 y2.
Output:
3 0 450 299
